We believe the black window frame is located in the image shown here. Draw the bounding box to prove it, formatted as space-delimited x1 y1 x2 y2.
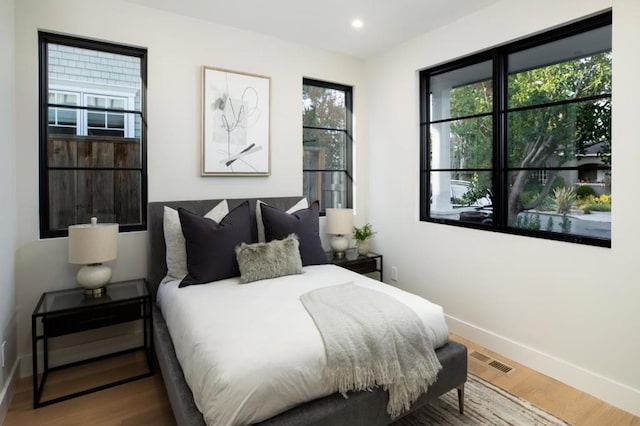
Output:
302 78 354 214
38 32 148 238
419 11 612 248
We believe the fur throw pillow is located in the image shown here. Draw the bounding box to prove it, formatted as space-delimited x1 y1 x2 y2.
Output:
235 234 304 283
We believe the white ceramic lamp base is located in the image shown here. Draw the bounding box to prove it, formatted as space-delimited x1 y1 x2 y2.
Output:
330 235 349 259
76 263 112 297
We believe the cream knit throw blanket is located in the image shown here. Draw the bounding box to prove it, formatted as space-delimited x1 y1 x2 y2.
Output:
300 283 442 418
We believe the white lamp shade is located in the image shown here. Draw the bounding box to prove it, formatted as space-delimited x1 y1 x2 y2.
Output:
68 218 118 264
326 208 353 235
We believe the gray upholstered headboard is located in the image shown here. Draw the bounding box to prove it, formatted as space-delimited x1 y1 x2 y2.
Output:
147 197 305 299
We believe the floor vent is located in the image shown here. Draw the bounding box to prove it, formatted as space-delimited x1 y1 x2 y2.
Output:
470 350 491 363
489 360 514 373
469 350 515 374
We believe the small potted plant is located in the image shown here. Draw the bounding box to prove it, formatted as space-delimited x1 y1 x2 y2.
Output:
352 223 375 255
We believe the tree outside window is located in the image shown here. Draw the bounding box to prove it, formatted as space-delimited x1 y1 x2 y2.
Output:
302 79 353 212
421 12 611 246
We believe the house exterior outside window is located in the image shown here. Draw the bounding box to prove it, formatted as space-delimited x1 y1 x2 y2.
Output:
302 78 353 213
420 12 612 247
39 32 147 238
47 91 79 134
85 95 127 137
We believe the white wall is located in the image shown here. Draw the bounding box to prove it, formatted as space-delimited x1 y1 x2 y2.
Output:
14 0 366 375
0 0 18 421
366 0 640 416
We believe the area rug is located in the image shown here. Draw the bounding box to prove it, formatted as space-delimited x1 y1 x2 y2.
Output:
394 374 569 425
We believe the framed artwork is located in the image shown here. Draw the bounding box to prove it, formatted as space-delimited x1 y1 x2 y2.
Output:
202 66 271 176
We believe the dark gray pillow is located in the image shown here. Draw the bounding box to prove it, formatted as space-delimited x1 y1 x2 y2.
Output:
260 201 328 266
178 201 251 287
235 234 303 283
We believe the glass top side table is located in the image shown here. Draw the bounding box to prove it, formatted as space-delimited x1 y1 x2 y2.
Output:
31 279 153 408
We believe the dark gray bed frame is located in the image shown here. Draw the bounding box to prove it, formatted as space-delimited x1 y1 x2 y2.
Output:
147 197 468 426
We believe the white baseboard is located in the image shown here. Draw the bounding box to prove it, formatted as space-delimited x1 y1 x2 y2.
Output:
0 357 19 425
447 314 640 417
20 331 143 378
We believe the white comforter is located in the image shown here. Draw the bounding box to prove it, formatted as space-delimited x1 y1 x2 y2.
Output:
158 264 449 426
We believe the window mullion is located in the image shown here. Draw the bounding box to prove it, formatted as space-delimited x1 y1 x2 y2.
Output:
419 71 430 221
494 48 507 230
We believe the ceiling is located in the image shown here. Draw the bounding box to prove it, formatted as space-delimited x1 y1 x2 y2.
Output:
123 0 502 58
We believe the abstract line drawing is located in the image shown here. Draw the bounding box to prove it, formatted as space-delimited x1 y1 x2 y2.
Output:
202 66 270 176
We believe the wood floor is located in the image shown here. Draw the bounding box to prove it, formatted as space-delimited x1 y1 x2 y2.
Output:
4 335 639 426
453 335 640 426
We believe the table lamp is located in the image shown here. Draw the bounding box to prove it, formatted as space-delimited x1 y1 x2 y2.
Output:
326 208 353 259
68 217 118 297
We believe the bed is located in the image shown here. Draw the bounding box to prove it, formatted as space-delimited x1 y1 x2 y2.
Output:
147 197 467 426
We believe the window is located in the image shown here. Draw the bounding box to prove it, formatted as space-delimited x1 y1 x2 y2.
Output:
420 12 611 247
48 90 134 138
48 91 79 134
85 95 127 137
302 79 353 212
39 32 147 238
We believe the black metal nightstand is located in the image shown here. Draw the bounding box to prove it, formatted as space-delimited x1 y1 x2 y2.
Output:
327 248 383 281
31 279 154 408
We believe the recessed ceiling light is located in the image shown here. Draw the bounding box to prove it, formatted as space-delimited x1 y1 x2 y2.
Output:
351 19 364 29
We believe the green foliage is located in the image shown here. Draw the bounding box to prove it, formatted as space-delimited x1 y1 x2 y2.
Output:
518 175 566 211
448 81 493 199
460 173 491 205
515 213 541 230
546 216 554 231
583 202 611 213
519 190 540 207
576 193 611 213
506 53 612 168
551 175 566 190
576 185 596 199
552 186 576 213
523 180 543 193
303 85 347 170
560 214 572 233
446 50 611 221
352 223 375 241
